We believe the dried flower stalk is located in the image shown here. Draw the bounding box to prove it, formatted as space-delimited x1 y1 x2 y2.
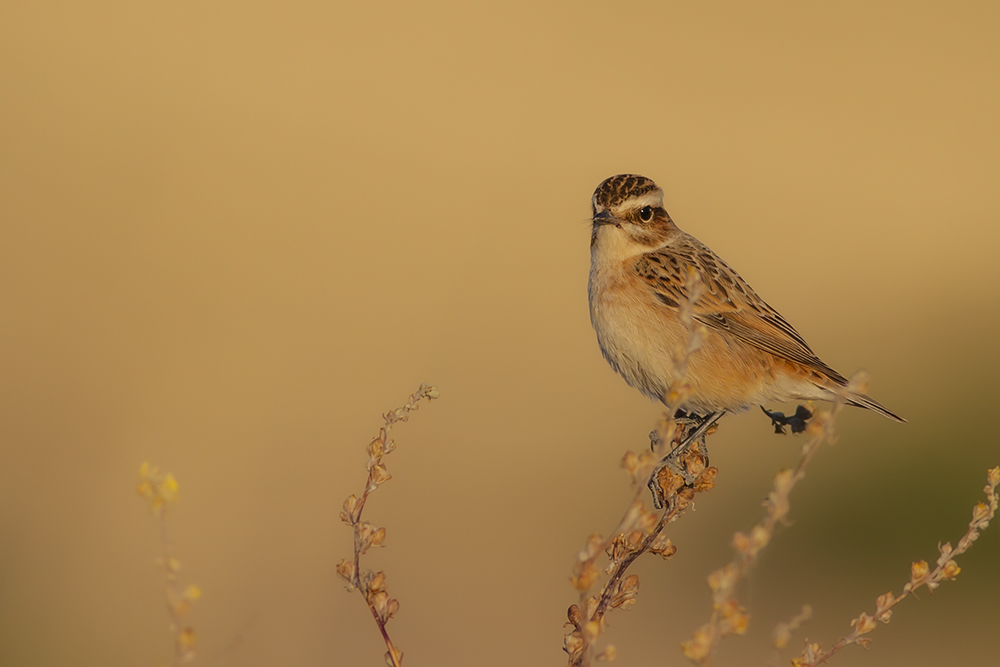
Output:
565 269 719 666
790 465 1000 666
772 605 813 653
137 462 202 666
336 383 439 667
681 375 857 665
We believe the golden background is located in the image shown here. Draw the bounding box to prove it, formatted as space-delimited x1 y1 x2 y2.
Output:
1 2 998 665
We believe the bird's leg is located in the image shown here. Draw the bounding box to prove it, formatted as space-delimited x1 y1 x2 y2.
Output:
648 409 702 451
648 410 725 509
761 405 813 434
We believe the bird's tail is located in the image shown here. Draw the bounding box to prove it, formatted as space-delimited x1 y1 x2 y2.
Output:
846 392 907 423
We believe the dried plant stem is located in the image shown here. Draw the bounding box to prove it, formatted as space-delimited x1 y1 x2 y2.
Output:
368 603 402 667
591 495 682 622
791 465 1000 666
565 270 717 666
336 383 439 667
137 463 201 665
682 380 852 665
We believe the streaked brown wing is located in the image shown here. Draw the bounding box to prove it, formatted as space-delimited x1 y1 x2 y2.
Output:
634 237 847 384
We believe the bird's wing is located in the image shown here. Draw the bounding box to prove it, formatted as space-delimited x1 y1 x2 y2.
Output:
633 237 847 383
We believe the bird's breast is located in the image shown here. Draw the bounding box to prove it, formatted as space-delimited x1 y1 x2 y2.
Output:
588 261 688 402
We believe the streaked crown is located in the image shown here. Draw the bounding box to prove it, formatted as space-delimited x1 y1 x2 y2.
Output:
592 174 663 215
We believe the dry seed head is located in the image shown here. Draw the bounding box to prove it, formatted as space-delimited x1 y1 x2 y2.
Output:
384 647 404 667
910 560 930 586
371 591 390 620
650 538 677 560
369 463 392 488
692 466 718 492
572 563 598 591
636 509 659 532
971 502 990 525
680 625 712 660
583 620 601 643
941 559 961 579
724 608 749 635
596 644 617 661
179 627 196 649
564 632 584 655
850 612 877 635
567 604 583 627
793 642 823 667
773 468 795 494
750 525 770 551
368 438 385 459
340 495 361 524
356 522 380 554
621 451 640 479
336 559 356 585
368 571 386 593
578 533 605 562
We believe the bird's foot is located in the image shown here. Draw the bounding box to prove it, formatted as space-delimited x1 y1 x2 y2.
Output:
648 410 720 451
761 405 813 434
647 411 725 509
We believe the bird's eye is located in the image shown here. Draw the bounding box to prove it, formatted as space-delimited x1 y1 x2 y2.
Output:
638 206 654 223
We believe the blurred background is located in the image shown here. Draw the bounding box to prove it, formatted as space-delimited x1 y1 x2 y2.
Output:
1 2 998 666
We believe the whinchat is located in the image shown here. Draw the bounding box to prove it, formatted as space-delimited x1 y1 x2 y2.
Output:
588 174 904 429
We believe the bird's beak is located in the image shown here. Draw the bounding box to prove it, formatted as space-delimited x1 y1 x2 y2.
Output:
593 210 618 226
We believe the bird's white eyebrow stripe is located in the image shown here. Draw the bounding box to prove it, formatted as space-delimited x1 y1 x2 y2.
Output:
621 192 663 209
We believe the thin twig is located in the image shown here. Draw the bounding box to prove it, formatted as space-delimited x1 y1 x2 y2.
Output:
565 269 716 666
336 383 439 667
682 376 855 665
137 463 201 665
791 465 1000 666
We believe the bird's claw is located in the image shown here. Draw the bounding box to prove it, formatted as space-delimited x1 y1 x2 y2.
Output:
761 405 813 434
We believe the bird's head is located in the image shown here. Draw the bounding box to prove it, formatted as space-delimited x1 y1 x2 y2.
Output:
591 175 677 259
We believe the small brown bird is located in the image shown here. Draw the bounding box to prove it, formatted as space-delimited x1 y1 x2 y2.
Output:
588 174 904 430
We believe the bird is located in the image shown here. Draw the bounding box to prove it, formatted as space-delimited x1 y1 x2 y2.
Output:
587 174 905 440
